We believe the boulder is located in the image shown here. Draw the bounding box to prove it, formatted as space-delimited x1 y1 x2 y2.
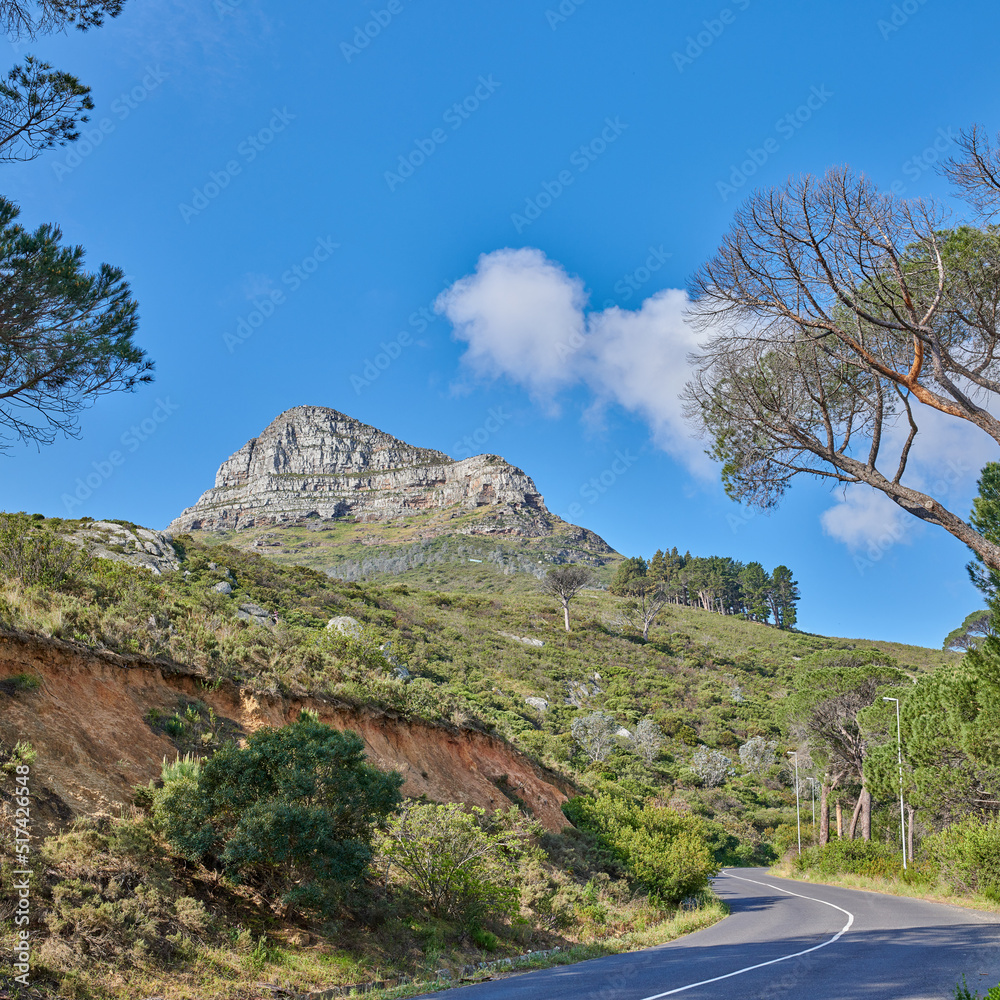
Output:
327 615 363 639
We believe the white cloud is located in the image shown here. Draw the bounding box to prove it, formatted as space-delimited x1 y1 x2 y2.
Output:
583 289 710 473
820 487 912 552
437 248 709 471
435 248 587 396
438 247 997 556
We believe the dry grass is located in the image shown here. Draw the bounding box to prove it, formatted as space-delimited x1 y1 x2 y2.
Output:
770 863 1000 915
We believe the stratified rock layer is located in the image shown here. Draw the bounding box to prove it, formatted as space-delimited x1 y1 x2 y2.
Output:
167 406 563 538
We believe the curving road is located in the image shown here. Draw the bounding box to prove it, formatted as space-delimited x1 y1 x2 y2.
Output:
415 868 1000 1000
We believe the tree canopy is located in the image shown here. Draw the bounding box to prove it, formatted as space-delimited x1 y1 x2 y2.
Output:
0 198 151 449
639 546 799 627
0 0 150 449
541 563 593 632
786 651 905 840
895 630 1000 824
684 133 1000 572
0 2 125 162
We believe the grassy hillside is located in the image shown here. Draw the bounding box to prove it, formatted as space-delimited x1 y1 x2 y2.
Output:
0 511 963 999
188 505 619 583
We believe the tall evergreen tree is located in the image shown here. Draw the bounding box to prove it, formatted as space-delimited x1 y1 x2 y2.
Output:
967 462 1000 599
769 565 799 629
739 561 771 622
610 556 648 596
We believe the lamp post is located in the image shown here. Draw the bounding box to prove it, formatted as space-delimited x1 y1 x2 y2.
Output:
882 696 907 870
788 750 801 855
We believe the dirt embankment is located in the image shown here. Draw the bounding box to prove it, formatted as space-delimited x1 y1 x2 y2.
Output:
0 632 574 835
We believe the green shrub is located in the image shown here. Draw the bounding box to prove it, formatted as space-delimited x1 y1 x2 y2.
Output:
34 817 209 972
153 714 403 916
0 513 79 588
955 974 1000 999
564 793 718 906
926 816 1000 900
378 802 537 927
793 839 902 879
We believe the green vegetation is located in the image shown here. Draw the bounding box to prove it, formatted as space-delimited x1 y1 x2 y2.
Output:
564 793 717 906
615 549 800 627
955 974 1000 1000
0 509 984 998
153 714 404 917
379 803 533 926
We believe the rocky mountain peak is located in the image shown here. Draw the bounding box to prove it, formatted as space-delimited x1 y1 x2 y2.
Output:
166 405 557 536
213 406 451 489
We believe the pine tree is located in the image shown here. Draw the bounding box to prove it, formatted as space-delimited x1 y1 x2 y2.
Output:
967 463 1000 599
769 565 800 629
739 561 771 622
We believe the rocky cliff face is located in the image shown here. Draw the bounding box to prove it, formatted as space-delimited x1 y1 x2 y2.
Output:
167 406 573 541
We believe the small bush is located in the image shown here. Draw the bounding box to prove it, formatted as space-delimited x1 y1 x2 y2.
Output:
794 839 902 879
0 513 79 588
33 817 209 972
926 816 1000 900
564 793 718 906
378 802 537 927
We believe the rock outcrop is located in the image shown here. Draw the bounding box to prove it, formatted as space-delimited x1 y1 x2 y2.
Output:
66 520 180 575
167 406 561 538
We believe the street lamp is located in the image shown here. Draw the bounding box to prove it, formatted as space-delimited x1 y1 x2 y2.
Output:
882 696 907 870
788 750 801 855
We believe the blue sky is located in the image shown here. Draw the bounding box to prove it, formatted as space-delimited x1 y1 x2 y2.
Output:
4 0 1000 648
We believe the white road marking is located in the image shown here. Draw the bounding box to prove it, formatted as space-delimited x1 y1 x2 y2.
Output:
636 870 856 999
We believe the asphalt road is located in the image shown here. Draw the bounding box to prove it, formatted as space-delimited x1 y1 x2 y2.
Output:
415 868 1000 1000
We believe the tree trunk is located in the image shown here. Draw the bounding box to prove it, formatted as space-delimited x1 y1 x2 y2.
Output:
562 599 570 632
859 786 872 841
836 799 843 838
819 783 830 846
847 794 864 840
907 805 915 862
